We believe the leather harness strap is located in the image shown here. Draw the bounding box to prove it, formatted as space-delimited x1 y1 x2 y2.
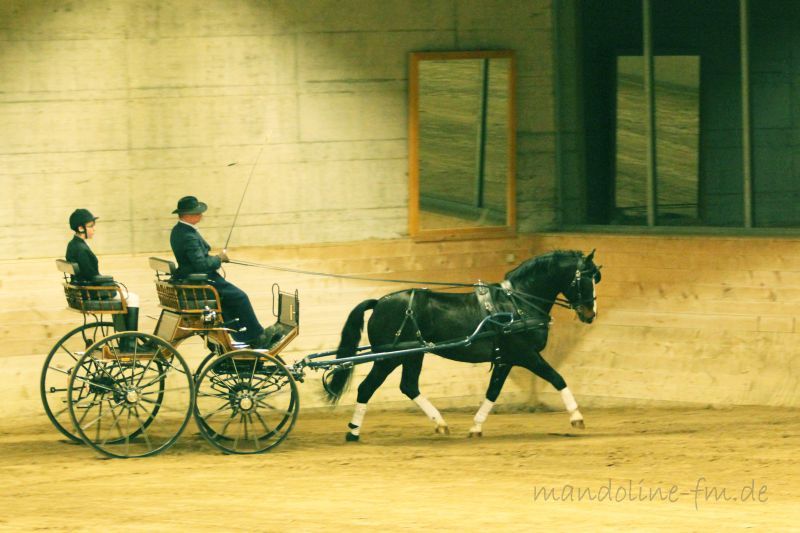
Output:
474 282 497 315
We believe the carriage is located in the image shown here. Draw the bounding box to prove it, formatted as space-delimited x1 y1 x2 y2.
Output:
42 250 601 458
41 257 302 458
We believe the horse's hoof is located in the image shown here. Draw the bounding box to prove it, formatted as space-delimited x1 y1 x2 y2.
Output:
345 432 360 442
435 425 450 435
468 431 482 438
571 419 585 429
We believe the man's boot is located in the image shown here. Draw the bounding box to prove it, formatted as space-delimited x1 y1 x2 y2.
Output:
126 306 140 332
125 307 157 353
113 313 135 352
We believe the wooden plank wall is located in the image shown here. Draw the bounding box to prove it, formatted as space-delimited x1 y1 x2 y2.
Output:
528 233 800 409
0 237 538 416
2 233 798 419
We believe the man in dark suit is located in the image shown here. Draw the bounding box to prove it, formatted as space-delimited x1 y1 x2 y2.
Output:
169 196 267 346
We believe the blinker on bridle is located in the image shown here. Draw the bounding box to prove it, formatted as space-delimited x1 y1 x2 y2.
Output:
567 263 600 310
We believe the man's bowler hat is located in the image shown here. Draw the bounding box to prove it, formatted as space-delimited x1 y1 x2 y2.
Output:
69 209 98 232
172 196 208 215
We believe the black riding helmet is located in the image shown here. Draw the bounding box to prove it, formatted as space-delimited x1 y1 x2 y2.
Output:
69 208 98 233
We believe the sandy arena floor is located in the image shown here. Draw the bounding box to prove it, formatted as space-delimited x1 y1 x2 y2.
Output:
0 405 797 531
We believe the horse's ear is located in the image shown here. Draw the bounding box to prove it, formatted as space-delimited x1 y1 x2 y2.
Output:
586 249 596 262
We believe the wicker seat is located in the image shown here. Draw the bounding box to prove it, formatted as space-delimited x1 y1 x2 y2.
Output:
149 257 222 314
57 260 127 315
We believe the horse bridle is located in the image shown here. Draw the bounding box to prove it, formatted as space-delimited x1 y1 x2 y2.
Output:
500 261 599 314
568 266 599 310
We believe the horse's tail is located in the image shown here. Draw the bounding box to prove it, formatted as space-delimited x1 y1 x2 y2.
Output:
324 298 378 404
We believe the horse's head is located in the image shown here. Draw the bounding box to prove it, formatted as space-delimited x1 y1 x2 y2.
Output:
505 249 602 323
562 250 602 324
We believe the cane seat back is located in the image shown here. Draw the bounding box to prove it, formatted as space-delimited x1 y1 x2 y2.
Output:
149 257 221 314
57 259 126 314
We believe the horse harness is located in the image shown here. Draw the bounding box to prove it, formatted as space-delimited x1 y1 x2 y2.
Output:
390 282 552 350
388 259 597 351
391 289 436 349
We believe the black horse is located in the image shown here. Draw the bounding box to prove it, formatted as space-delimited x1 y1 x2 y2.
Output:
325 249 601 441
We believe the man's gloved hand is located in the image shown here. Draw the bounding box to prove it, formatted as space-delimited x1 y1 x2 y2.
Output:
218 249 230 263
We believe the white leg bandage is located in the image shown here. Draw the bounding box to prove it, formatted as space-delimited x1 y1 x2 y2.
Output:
348 402 368 435
413 395 445 425
469 399 495 435
474 399 495 425
560 387 578 413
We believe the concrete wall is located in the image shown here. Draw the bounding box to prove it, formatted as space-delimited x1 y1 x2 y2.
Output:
0 0 558 261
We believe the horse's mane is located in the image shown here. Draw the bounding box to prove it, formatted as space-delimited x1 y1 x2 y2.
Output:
505 249 582 283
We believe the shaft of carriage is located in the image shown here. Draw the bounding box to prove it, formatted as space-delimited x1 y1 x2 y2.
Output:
291 313 524 373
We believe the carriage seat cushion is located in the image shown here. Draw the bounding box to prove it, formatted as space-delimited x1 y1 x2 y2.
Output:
173 273 209 283
81 299 124 311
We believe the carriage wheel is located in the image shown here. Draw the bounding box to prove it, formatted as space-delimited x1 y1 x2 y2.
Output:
194 349 299 454
194 350 220 382
192 349 290 442
67 332 194 458
41 321 115 443
192 349 223 438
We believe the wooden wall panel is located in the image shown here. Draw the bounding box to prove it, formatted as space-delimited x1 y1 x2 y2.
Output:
2 233 799 420
527 233 800 409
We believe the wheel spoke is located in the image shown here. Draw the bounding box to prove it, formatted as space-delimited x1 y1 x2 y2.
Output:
196 390 228 400
137 366 173 390
100 400 127 445
76 392 101 427
47 366 72 377
245 412 259 449
70 373 115 393
95 399 103 442
248 356 259 389
80 398 124 433
57 344 82 363
255 398 293 417
52 405 70 418
134 356 158 388
139 395 185 414
131 406 154 452
205 365 246 391
253 409 274 435
132 400 158 429
129 342 139 387
232 412 245 451
217 410 238 439
125 408 133 456
200 400 234 422
140 386 190 396
253 385 289 401
104 346 131 388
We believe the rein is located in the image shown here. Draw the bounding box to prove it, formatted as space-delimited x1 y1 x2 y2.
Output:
228 259 474 288
228 258 595 314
